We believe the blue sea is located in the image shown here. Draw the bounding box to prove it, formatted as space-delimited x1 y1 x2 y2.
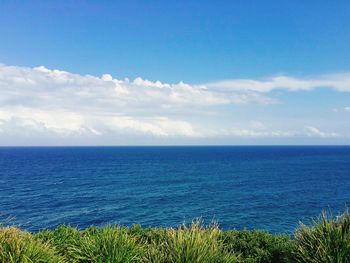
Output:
1 146 350 233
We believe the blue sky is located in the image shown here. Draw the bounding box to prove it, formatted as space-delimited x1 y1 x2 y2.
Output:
0 0 349 145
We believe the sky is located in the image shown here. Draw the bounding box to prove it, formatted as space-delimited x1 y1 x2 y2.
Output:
0 0 350 145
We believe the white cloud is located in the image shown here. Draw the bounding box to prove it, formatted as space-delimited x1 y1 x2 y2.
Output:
0 64 348 144
0 64 281 140
344 107 350 112
305 126 339 138
225 129 296 138
249 120 266 130
0 64 224 139
0 108 197 138
206 73 350 93
102 116 197 137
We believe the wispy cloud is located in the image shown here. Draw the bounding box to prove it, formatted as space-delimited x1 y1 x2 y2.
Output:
305 126 339 138
206 73 350 93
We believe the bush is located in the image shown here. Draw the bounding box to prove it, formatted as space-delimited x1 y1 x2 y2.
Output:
0 227 62 263
222 229 294 263
295 211 350 263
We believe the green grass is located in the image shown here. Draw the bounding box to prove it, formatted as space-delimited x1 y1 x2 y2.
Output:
36 225 143 263
1 210 350 262
141 220 239 263
0 227 62 263
294 211 350 263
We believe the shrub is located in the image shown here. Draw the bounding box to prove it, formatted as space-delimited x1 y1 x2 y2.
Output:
0 227 62 263
295 211 350 263
222 229 294 263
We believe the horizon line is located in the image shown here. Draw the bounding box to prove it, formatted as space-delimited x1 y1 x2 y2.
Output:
1 144 350 148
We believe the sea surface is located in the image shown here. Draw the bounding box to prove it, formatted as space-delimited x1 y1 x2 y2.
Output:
1 146 350 233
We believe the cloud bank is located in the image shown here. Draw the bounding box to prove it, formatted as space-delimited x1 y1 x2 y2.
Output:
0 64 347 145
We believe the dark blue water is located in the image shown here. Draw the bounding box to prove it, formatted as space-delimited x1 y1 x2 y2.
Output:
1 146 350 233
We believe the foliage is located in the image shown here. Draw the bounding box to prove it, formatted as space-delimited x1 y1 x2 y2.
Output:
142 220 238 263
0 226 63 263
37 225 143 263
295 211 350 263
1 210 350 262
222 229 294 263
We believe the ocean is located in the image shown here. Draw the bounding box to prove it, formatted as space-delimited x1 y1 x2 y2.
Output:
0 146 349 233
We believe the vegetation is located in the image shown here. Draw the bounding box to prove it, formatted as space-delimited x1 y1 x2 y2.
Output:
0 227 62 263
294 211 350 263
1 210 350 262
222 229 294 263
